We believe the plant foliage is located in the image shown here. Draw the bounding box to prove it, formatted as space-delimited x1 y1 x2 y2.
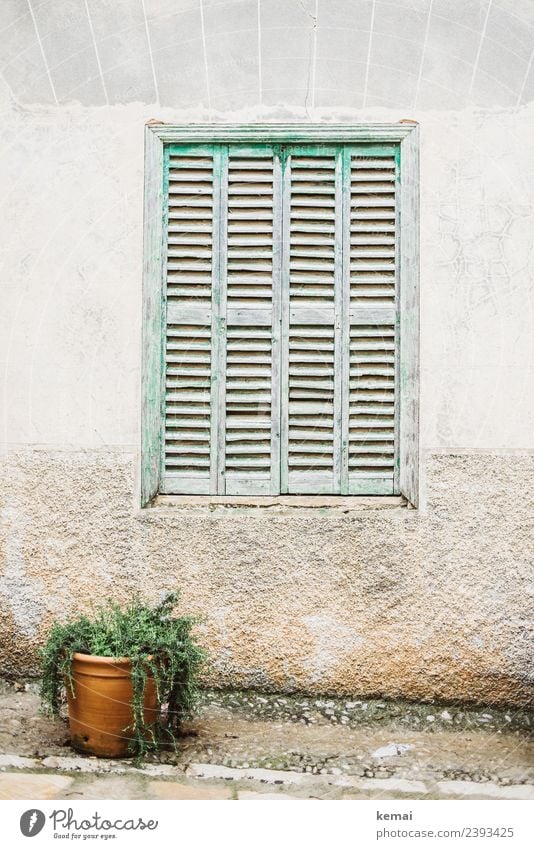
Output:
39 592 206 759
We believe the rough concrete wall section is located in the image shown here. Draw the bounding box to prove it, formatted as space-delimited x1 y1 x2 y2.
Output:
0 450 532 706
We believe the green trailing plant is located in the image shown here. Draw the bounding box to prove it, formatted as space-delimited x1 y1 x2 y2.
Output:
39 592 206 759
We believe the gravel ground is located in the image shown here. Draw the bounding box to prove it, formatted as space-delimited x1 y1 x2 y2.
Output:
0 680 532 799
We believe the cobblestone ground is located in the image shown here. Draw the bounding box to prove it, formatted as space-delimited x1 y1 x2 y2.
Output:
0 682 532 800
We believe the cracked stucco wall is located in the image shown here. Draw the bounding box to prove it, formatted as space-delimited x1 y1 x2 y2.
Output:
1 0 534 704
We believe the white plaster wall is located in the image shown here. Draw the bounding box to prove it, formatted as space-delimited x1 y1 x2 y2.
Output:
1 0 533 701
1 101 534 452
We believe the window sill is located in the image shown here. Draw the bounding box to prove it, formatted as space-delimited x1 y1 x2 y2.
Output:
144 494 408 514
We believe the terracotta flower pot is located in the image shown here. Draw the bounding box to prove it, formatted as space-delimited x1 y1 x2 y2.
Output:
66 652 160 758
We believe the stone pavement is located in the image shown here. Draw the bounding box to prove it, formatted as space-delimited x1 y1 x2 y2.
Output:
1 761 533 801
0 682 532 800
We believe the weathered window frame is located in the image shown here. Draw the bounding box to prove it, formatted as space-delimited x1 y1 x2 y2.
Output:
141 124 419 508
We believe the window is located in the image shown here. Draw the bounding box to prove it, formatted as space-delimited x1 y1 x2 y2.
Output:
141 125 419 505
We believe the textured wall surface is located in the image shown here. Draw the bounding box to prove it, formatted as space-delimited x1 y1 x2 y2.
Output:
1 0 534 704
2 101 534 451
0 450 532 705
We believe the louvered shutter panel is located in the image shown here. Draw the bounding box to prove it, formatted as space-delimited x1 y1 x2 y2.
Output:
161 145 281 496
281 145 399 495
159 140 402 498
223 148 281 495
346 150 398 494
162 147 215 494
282 149 341 494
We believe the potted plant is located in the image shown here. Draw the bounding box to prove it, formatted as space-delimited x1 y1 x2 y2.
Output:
39 592 205 760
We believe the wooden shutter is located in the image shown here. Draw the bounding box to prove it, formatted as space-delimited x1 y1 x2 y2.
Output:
158 139 404 499
222 147 281 495
161 145 281 495
161 147 215 494
345 149 398 495
282 149 341 494
280 144 399 495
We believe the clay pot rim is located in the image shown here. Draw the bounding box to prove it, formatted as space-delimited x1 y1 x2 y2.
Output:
72 652 155 664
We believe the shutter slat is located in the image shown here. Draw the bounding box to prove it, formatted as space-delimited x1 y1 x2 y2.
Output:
347 321 396 490
164 322 212 485
227 155 274 311
287 320 335 490
349 155 396 307
287 155 337 310
165 154 213 310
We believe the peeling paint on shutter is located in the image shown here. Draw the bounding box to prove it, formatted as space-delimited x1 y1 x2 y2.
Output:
345 149 398 494
347 321 396 494
159 140 402 498
166 155 214 306
282 150 339 493
161 147 215 494
223 148 282 495
349 154 396 306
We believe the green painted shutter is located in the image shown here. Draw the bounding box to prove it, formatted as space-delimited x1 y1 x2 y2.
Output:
222 146 282 495
345 149 398 495
161 144 282 495
162 146 215 494
280 144 398 495
160 141 400 498
281 148 341 494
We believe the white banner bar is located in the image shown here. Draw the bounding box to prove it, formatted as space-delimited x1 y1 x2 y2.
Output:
1 799 532 849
